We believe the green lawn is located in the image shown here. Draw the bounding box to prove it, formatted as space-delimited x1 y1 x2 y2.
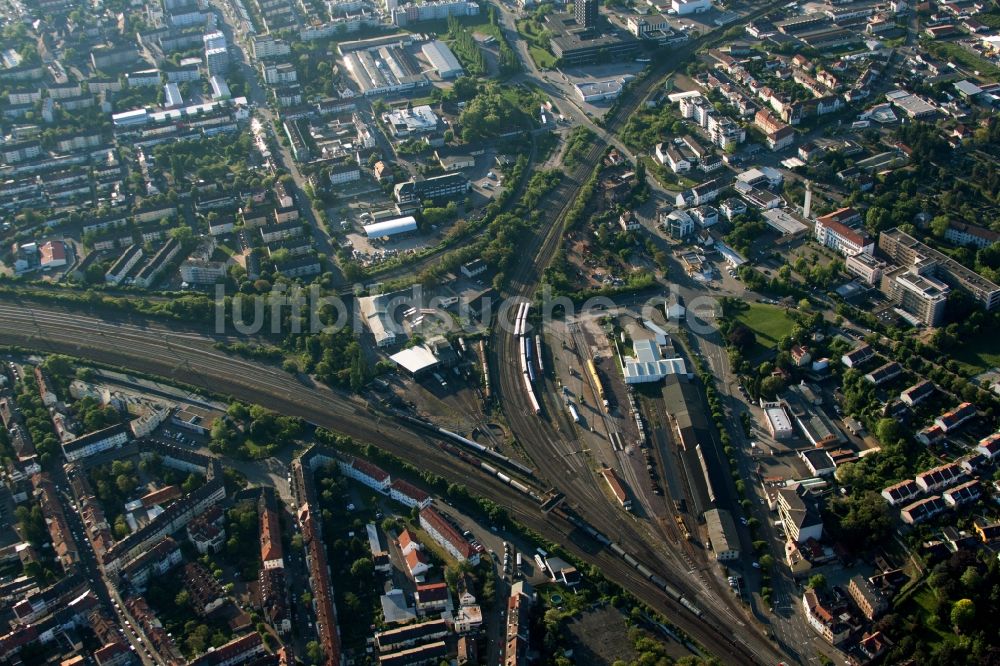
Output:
735 303 796 348
950 332 1000 374
925 40 1000 80
516 18 558 69
907 587 957 649
529 45 557 69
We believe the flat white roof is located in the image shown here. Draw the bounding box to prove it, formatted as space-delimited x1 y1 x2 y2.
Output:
389 346 440 374
668 90 703 103
766 406 793 433
762 209 808 236
576 79 623 95
363 216 418 238
383 105 438 132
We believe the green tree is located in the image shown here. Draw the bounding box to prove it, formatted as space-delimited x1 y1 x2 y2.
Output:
951 598 975 633
350 557 374 578
807 574 827 591
305 640 323 664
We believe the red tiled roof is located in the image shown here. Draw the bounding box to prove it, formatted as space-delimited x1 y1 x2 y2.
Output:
818 213 868 247
420 506 473 559
260 506 283 564
351 457 389 482
391 479 429 502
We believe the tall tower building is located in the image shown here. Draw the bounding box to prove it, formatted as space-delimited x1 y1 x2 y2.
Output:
575 0 598 29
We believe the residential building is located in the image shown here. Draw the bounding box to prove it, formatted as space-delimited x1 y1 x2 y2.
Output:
881 479 920 507
934 402 976 432
914 462 965 493
778 486 823 543
900 380 935 407
453 604 483 633
120 537 182 592
186 505 225 554
389 479 432 509
260 491 284 570
942 479 980 507
803 588 854 645
415 582 451 615
675 179 722 207
944 221 999 249
188 632 265 666
375 619 449 653
419 506 480 564
338 456 391 493
975 433 1000 460
180 260 227 284
656 143 690 173
847 575 887 620
840 343 875 368
900 495 945 524
864 361 902 386
62 424 131 462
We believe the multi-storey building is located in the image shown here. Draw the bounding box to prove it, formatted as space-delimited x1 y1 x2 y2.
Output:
879 228 1000 311
814 208 873 256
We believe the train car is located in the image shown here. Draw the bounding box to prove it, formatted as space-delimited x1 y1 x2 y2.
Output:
480 462 497 475
534 335 544 374
636 564 654 579
523 372 541 415
586 359 609 407
609 542 626 556
679 597 702 617
509 479 531 494
568 403 580 424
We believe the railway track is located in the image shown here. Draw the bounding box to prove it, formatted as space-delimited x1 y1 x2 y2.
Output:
485 2 797 663
0 301 771 663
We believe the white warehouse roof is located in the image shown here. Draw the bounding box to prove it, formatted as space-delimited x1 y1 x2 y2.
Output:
421 40 463 78
390 346 440 374
363 216 418 238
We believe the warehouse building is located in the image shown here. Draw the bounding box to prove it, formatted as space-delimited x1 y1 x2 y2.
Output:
342 41 429 96
704 508 740 561
420 40 463 79
575 79 624 102
363 216 418 240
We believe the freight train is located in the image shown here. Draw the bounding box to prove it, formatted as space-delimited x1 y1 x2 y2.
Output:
560 509 704 619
